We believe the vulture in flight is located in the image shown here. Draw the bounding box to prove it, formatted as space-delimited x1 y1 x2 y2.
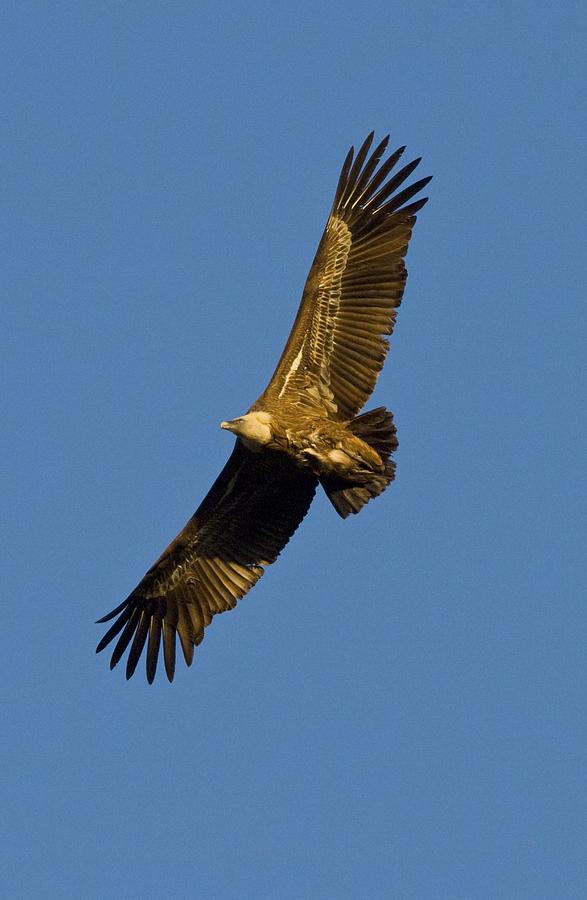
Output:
96 132 431 682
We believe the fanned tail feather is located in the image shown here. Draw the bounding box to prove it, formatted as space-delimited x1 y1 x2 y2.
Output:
321 406 397 518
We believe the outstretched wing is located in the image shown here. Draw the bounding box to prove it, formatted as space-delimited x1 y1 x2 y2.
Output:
96 441 317 683
256 133 431 421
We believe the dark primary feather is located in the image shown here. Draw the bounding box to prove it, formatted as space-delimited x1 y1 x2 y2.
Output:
257 134 431 421
97 442 317 682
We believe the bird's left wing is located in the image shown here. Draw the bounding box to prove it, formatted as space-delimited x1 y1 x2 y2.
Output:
96 441 317 682
255 133 431 421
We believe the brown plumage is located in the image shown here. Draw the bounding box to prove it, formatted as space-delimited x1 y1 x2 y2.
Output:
96 132 431 682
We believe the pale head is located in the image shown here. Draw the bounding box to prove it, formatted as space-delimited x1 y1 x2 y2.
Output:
220 411 273 449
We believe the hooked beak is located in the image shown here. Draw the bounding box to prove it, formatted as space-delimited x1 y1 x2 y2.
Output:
220 419 237 432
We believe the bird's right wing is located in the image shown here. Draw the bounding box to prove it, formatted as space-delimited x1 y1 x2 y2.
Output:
96 441 317 683
256 133 430 421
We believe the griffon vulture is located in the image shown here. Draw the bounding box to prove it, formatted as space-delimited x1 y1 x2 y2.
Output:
96 132 431 682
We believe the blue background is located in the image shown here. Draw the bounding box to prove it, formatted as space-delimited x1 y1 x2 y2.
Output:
3 2 585 898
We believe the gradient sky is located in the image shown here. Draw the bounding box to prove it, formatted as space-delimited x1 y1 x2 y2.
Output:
3 2 585 898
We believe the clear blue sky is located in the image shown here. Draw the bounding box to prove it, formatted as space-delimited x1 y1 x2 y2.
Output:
3 2 585 898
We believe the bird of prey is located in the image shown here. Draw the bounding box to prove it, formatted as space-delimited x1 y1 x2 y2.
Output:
96 132 431 683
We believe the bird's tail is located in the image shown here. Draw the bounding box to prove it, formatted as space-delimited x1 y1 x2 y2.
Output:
320 407 398 518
